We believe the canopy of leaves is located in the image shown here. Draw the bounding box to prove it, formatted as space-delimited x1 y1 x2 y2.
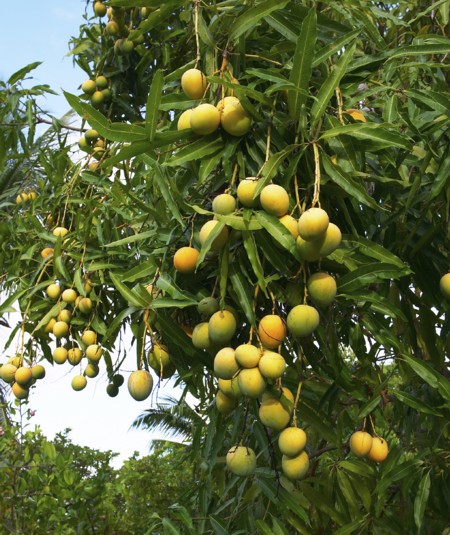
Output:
0 0 449 533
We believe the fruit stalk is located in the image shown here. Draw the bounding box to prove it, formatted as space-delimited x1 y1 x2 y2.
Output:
312 143 321 208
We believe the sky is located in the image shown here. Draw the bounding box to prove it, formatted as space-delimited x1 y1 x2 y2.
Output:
0 1 178 466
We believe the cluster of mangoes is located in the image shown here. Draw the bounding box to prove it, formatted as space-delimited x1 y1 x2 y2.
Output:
177 68 252 137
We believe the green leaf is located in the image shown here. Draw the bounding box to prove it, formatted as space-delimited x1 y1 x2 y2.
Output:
242 231 267 291
383 95 398 124
402 355 450 401
161 518 180 535
156 274 198 302
146 69 164 141
393 391 442 416
312 30 360 67
356 395 381 420
430 155 450 200
342 236 406 268
8 62 42 85
165 136 223 167
377 460 422 494
109 272 149 308
310 43 356 131
151 298 197 309
334 520 366 535
229 264 256 326
414 470 431 531
287 9 316 121
255 211 300 260
254 145 298 198
209 515 230 535
64 92 147 142
229 0 290 41
32 302 66 334
256 520 275 535
321 122 411 149
196 221 227 267
337 263 409 293
147 160 183 225
103 306 137 342
322 154 380 210
388 43 450 59
121 260 156 283
339 460 376 478
102 141 154 167
105 230 155 248
405 89 450 116
215 214 262 231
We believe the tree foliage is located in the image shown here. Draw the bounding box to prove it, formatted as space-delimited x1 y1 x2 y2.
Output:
0 0 449 533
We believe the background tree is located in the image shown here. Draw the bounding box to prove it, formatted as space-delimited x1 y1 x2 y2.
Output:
0 0 449 533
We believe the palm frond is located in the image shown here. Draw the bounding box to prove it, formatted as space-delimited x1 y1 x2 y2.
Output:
130 395 206 442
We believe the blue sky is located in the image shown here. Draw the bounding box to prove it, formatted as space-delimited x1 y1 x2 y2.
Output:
0 2 84 117
1 1 178 465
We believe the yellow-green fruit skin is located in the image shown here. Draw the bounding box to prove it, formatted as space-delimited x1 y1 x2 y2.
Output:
15 367 33 387
81 79 96 94
71 375 87 391
12 382 29 400
46 283 61 299
78 297 93 314
62 289 77 303
317 223 342 257
440 273 450 299
349 431 373 458
85 363 99 378
260 184 290 217
258 351 286 380
307 272 337 307
298 207 329 241
208 310 237 345
237 367 266 398
236 179 259 208
216 96 239 112
278 427 307 457
177 109 193 130
282 450 310 480
287 304 320 337
128 370 153 401
190 104 220 135
259 398 291 430
67 348 82 366
279 215 299 238
220 100 251 136
367 436 389 462
82 330 97 346
199 220 229 251
181 68 206 99
212 193 236 215
218 377 241 399
53 226 68 238
235 344 261 368
216 390 237 415
258 314 287 349
148 345 174 378
53 321 69 338
192 322 212 350
226 446 256 477
214 347 239 380
53 347 68 364
296 236 321 262
197 297 220 317
86 344 103 362
31 364 46 380
0 364 18 383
